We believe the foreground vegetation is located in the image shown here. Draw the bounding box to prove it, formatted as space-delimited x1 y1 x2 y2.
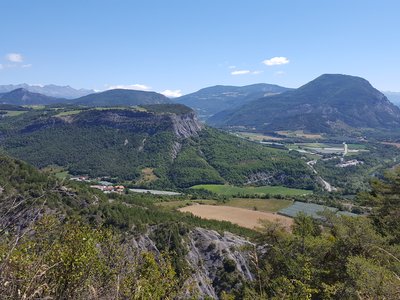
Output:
1 154 399 299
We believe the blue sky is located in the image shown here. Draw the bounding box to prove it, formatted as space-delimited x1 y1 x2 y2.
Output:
1 0 399 95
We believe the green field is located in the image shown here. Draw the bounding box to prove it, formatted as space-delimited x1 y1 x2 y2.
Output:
4 111 28 117
191 184 312 197
23 105 46 110
56 110 82 116
223 198 292 212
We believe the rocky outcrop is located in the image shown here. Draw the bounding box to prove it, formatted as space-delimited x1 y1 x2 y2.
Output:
128 226 255 299
186 228 255 298
171 112 203 138
171 141 182 160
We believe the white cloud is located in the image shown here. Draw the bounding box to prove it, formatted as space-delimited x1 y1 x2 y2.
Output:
161 89 182 98
6 53 23 63
252 70 263 75
107 84 151 91
228 65 236 69
263 56 290 66
231 70 251 75
22 64 32 68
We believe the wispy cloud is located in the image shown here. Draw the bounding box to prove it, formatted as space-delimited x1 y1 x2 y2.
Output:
231 70 251 75
231 69 262 75
6 53 23 63
263 56 290 66
228 65 236 69
0 64 3 70
161 89 182 98
22 64 32 68
107 84 151 91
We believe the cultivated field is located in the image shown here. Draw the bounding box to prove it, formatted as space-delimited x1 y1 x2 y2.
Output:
157 198 292 212
276 130 323 139
179 204 293 230
236 132 284 141
224 198 292 212
191 184 312 197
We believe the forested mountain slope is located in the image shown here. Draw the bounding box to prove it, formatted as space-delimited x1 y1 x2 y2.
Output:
0 104 315 189
209 74 400 134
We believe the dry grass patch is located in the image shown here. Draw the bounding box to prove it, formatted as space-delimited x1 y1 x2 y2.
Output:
137 168 158 184
179 205 293 231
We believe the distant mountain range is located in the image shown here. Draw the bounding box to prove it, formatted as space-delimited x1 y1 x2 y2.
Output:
0 83 94 99
1 79 400 136
208 74 400 134
384 91 400 107
175 83 290 120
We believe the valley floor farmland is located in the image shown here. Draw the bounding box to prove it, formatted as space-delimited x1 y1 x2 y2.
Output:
179 204 293 230
191 184 312 197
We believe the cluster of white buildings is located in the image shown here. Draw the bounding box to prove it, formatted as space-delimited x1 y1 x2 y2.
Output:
336 159 364 168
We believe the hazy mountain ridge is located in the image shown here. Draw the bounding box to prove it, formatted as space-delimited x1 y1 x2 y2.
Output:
209 74 400 133
0 88 64 105
0 83 94 99
384 91 400 107
175 83 291 120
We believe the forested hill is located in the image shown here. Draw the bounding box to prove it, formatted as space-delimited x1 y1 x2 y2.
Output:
72 89 171 106
209 74 400 134
0 104 315 189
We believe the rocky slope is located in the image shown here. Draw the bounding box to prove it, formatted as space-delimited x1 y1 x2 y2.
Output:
129 226 255 298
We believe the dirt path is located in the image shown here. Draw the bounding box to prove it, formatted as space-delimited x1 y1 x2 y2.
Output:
179 205 293 230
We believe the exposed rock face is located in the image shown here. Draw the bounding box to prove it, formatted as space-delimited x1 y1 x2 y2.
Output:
128 227 255 299
246 172 273 185
171 141 182 159
171 112 203 138
186 228 255 298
